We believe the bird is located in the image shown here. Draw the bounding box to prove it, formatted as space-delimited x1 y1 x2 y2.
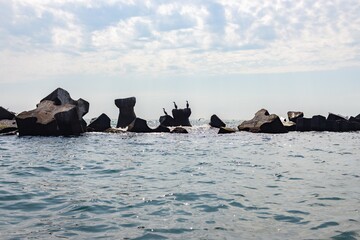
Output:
186 100 189 109
173 102 178 109
163 108 168 115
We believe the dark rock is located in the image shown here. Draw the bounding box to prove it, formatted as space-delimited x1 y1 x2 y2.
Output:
325 120 340 132
87 113 111 132
238 109 288 134
210 114 226 128
287 111 304 123
356 114 360 121
153 125 170 133
0 107 15 120
327 113 346 121
349 121 360 131
283 121 296 131
311 115 327 131
349 116 360 123
16 88 89 136
115 97 136 128
104 128 125 134
337 120 350 132
127 118 152 133
218 127 236 134
171 127 188 134
159 115 175 127
172 108 192 127
0 119 18 134
296 117 312 132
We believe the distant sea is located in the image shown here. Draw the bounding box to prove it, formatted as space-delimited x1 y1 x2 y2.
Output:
0 120 359 240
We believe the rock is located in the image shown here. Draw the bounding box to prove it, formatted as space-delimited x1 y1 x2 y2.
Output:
283 121 296 131
171 127 188 134
210 114 226 128
327 113 347 121
287 111 304 123
115 97 136 128
218 127 236 134
87 113 111 132
0 107 15 120
337 120 350 132
311 115 327 131
153 125 170 133
349 121 360 131
238 109 288 134
0 119 17 134
159 115 175 127
127 118 152 133
356 114 360 121
104 128 125 134
172 108 192 127
16 88 89 136
349 116 360 123
296 117 312 132
325 120 340 132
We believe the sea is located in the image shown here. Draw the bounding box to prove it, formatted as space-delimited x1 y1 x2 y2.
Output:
0 120 359 240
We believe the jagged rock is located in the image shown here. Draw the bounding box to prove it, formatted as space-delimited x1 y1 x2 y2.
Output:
0 107 15 120
172 108 192 127
287 111 304 123
87 113 111 132
16 88 89 136
327 113 347 121
238 109 288 134
218 127 236 134
311 115 327 131
210 114 226 128
296 118 312 132
159 115 175 127
283 121 296 131
171 127 188 134
0 119 17 134
127 118 152 133
349 116 360 123
115 97 136 128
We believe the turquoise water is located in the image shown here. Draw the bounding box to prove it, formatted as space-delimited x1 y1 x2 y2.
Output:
0 121 359 239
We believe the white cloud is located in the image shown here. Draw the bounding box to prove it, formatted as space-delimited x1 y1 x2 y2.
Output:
0 0 360 82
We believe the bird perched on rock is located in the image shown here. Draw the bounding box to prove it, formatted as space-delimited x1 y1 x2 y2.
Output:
173 102 178 109
186 100 189 109
163 108 168 115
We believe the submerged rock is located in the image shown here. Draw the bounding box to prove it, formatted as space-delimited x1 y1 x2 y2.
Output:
0 107 15 120
287 111 304 123
218 127 236 134
171 127 188 134
16 88 89 136
238 109 288 134
210 114 226 128
115 97 136 128
87 113 111 132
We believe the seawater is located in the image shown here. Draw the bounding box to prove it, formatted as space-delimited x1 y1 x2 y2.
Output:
0 120 359 240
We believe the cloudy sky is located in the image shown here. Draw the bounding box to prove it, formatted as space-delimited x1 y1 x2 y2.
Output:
1 0 360 120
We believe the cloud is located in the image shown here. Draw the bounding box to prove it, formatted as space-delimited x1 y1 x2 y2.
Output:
0 0 360 82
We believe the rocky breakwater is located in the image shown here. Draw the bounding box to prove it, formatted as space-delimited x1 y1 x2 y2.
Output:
15 88 89 136
0 107 17 135
238 109 288 134
159 103 192 127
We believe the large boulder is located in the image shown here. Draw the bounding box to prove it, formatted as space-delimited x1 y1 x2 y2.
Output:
115 97 136 128
159 115 175 127
311 115 327 131
87 113 111 132
16 88 89 136
327 113 347 121
0 107 15 120
0 119 17 135
210 114 226 128
238 109 288 134
287 111 304 123
172 108 192 127
282 121 296 131
296 117 312 132
326 120 340 132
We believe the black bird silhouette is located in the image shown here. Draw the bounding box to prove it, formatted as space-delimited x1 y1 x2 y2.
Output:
163 108 168 115
186 100 189 109
173 102 178 109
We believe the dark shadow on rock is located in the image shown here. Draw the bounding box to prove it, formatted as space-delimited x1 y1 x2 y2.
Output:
210 114 226 128
238 109 288 134
87 113 111 132
115 97 136 128
287 111 303 123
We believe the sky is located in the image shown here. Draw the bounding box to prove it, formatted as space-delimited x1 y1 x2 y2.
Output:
1 0 360 120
